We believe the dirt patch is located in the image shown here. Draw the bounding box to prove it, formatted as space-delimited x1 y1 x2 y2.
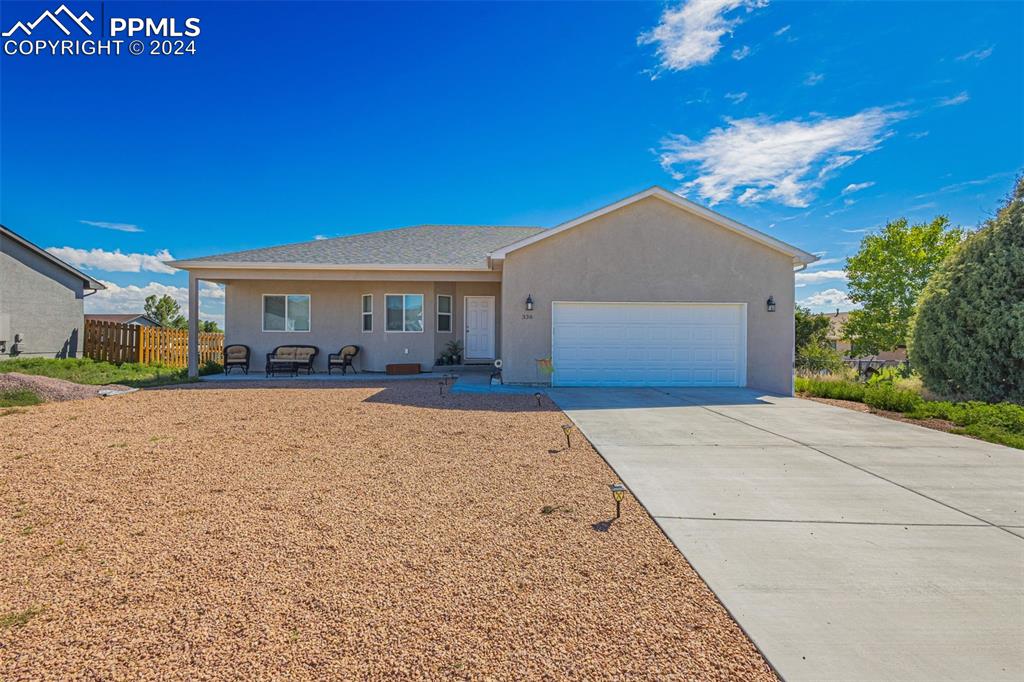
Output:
800 394 962 434
0 372 131 403
0 380 774 680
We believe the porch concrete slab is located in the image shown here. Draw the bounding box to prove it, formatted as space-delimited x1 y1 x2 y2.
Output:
816 444 1024 528
659 519 1024 682
599 444 980 524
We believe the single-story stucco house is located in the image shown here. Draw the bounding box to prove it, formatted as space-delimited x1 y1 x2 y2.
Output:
85 313 162 328
1 224 105 360
171 187 817 393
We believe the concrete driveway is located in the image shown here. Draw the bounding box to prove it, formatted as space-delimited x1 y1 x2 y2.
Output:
548 387 1024 682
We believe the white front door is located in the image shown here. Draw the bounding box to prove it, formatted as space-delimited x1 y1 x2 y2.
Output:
464 296 495 360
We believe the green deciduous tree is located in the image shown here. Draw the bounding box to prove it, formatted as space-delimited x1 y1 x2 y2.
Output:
144 294 187 329
844 216 964 355
199 320 221 333
910 177 1024 402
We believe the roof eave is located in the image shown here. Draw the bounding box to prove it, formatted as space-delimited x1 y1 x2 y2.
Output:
487 186 818 265
1 223 106 290
167 260 493 272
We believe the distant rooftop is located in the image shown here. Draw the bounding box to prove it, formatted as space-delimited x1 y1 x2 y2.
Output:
171 224 547 269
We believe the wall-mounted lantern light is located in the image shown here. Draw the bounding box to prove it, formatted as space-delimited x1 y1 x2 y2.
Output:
766 296 776 313
610 482 627 518
525 295 534 311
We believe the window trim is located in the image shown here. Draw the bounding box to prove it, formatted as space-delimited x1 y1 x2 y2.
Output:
361 293 373 333
261 293 311 333
436 294 453 334
384 293 425 333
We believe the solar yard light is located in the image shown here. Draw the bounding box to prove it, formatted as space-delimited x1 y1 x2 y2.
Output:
610 483 627 519
534 392 542 407
438 381 445 396
561 423 573 449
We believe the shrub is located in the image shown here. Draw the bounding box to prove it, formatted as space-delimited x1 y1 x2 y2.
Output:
0 389 42 408
910 177 1024 403
795 342 845 374
864 383 924 413
795 377 866 402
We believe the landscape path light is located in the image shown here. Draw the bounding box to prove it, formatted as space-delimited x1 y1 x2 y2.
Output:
610 482 627 519
534 392 542 407
561 423 573 449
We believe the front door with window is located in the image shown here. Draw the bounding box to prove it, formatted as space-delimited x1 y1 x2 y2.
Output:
464 296 495 360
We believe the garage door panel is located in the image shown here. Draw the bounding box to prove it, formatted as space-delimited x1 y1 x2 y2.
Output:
552 302 745 387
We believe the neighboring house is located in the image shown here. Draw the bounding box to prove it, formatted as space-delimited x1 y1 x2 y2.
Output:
822 309 908 363
171 187 817 393
0 224 105 359
85 313 162 327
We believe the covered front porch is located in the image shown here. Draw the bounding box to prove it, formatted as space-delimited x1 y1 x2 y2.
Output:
185 269 502 377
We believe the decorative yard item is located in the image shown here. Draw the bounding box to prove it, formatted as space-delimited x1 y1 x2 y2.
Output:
444 340 464 365
536 357 554 377
610 482 627 519
561 423 573 449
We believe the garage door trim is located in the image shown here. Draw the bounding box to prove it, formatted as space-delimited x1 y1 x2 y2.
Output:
550 301 747 387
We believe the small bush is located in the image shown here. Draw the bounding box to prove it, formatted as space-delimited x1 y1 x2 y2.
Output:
795 343 845 374
864 383 924 413
795 377 865 402
0 389 43 407
200 360 223 376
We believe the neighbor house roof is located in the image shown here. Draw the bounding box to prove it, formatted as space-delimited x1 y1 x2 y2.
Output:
487 186 819 266
0 224 105 290
169 225 547 271
85 313 159 325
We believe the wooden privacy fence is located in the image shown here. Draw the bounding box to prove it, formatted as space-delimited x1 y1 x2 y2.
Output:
84 320 223 367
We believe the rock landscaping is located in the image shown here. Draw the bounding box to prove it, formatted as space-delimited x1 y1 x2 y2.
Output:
1 380 775 680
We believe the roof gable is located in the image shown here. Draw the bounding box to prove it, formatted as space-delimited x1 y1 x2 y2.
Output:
0 224 105 290
487 187 818 266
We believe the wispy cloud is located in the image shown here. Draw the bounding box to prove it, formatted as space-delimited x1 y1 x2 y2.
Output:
803 71 824 86
659 106 905 207
314 234 329 240
46 246 176 274
638 0 766 74
795 269 848 284
806 257 843 268
914 171 1013 199
956 46 994 62
937 91 969 107
86 280 224 324
841 227 872 234
841 181 875 195
79 220 143 233
799 287 857 312
908 130 929 139
731 45 751 60
773 24 790 37
724 91 748 104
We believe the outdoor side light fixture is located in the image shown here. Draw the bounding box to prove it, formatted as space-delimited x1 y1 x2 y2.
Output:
525 294 534 311
610 482 627 519
561 423 573 449
766 295 776 313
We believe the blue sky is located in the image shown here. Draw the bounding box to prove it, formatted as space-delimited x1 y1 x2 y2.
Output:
2 0 1021 324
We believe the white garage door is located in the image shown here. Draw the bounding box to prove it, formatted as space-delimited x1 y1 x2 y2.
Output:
551 302 746 387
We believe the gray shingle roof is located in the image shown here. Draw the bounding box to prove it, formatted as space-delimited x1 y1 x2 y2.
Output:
175 225 547 269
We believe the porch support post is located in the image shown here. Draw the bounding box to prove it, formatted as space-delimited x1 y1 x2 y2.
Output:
187 271 199 378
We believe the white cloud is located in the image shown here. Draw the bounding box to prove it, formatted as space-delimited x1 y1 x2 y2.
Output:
956 46 993 61
86 280 224 324
659 107 903 207
841 181 875 195
799 288 857 312
314 234 329 240
795 269 848 284
773 24 790 36
638 0 766 74
908 130 929 139
803 71 824 86
937 91 969 107
46 246 176 274
80 220 143 233
807 257 843 268
731 45 751 60
841 227 871 234
724 91 748 103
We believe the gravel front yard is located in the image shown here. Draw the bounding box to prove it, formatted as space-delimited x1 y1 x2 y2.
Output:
1 380 774 680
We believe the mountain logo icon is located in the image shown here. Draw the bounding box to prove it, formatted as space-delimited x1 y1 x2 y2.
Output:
3 4 94 37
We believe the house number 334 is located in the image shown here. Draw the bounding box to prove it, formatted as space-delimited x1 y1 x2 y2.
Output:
522 313 533 320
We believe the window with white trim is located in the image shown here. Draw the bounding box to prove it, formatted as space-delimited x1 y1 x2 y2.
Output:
361 294 373 332
385 294 424 332
436 294 452 333
263 294 310 332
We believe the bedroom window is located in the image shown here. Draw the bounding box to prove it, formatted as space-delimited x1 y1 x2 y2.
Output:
263 294 310 332
385 294 424 332
362 294 373 332
436 295 452 333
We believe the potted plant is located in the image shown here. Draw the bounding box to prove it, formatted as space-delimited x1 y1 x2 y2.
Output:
445 340 464 365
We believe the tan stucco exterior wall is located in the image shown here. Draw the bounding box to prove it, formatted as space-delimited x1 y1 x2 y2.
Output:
499 196 797 393
225 279 501 372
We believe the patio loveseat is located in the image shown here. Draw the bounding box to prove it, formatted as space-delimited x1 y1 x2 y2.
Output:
266 345 318 377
